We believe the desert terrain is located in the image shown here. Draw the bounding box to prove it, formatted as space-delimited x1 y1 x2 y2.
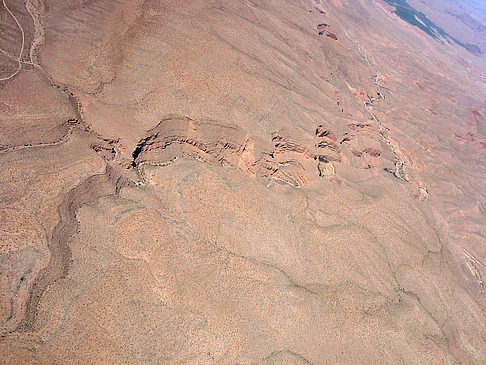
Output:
1 0 485 363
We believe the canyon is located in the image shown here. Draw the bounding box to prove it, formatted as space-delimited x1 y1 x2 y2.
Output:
1 0 485 363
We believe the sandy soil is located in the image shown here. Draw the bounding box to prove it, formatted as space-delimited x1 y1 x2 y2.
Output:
0 0 485 363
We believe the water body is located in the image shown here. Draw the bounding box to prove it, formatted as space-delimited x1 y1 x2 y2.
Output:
382 0 482 55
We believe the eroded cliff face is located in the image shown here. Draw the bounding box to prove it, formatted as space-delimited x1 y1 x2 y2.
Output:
0 0 485 363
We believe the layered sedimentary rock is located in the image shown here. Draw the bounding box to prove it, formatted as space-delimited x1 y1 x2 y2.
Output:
1 0 485 364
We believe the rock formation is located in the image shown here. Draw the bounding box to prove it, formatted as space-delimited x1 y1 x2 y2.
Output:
1 0 485 363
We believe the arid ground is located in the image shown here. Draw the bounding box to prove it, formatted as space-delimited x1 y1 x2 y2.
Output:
1 0 486 363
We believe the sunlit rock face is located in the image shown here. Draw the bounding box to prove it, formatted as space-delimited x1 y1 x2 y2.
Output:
1 0 485 363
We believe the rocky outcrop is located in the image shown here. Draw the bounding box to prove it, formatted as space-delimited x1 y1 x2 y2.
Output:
132 116 278 184
2 0 486 363
132 116 402 188
133 117 377 188
317 22 338 40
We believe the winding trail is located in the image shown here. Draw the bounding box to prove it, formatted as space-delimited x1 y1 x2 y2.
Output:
0 0 25 81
